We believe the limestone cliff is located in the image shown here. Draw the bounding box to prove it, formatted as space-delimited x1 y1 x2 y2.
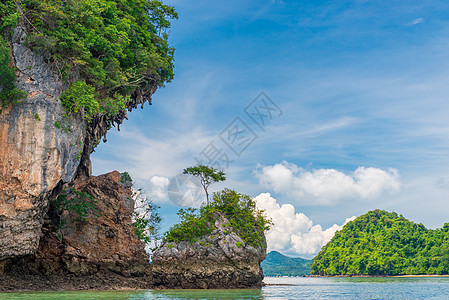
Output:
0 27 84 259
151 214 267 289
0 26 155 261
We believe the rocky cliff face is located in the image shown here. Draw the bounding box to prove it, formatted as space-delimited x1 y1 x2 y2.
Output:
3 171 150 277
0 27 84 259
151 214 267 289
0 26 156 261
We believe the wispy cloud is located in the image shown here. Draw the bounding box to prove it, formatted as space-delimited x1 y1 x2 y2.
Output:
408 17 424 26
92 125 215 179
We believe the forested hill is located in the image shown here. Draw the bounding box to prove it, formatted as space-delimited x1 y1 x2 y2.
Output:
261 251 312 276
311 209 449 276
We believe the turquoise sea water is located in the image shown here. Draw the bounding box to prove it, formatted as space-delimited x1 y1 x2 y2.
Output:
2 277 449 299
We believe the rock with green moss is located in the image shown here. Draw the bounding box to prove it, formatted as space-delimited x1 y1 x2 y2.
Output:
151 212 267 289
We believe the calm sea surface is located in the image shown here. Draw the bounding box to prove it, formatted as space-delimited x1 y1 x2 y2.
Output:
2 277 449 299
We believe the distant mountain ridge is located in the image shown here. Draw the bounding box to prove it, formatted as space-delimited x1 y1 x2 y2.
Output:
262 251 312 276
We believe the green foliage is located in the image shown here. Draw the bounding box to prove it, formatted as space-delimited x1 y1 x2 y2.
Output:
92 136 100 148
51 188 99 240
60 80 98 120
1 0 177 120
0 1 19 35
131 186 162 249
75 139 83 160
164 207 214 244
133 202 161 245
59 80 133 120
164 189 272 248
311 209 449 276
54 121 61 129
34 113 40 120
0 36 26 114
121 171 132 184
261 251 312 276
183 164 226 204
52 188 99 222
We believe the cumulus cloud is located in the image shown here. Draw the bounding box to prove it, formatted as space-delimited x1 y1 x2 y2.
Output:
255 162 400 205
145 175 170 203
255 193 355 257
139 174 206 206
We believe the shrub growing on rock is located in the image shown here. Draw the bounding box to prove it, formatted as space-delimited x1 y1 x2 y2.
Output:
164 189 272 248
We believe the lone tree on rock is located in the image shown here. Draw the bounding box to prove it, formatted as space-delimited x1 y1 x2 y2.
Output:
183 164 226 205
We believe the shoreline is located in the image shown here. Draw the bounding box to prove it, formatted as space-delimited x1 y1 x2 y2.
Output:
3 273 449 293
305 274 449 278
266 274 449 278
0 272 154 293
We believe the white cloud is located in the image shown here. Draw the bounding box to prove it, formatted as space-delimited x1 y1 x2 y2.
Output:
92 125 215 178
136 174 207 206
146 175 170 203
408 18 424 26
255 162 400 205
299 117 359 137
255 193 355 257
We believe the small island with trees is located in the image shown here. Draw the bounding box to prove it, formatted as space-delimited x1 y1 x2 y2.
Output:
150 166 273 289
311 209 449 276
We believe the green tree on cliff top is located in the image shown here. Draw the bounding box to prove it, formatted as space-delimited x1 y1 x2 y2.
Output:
0 0 177 119
183 165 226 205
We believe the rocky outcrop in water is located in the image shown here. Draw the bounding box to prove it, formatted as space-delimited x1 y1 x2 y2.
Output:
1 171 150 278
151 214 267 289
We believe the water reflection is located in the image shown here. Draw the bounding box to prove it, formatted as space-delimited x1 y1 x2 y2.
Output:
0 289 264 300
148 289 264 299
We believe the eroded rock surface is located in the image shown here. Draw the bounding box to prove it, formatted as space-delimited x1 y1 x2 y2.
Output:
0 27 84 259
151 214 267 289
2 171 150 278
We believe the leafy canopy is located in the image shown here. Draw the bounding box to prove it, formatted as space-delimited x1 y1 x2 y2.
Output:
311 209 449 276
164 189 272 248
183 164 226 204
0 0 177 120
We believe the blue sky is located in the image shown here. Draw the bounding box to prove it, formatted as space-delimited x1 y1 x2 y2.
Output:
92 0 449 256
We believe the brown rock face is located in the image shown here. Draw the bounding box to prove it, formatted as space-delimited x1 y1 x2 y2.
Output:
4 171 150 277
56 171 149 275
0 27 84 259
151 214 266 289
